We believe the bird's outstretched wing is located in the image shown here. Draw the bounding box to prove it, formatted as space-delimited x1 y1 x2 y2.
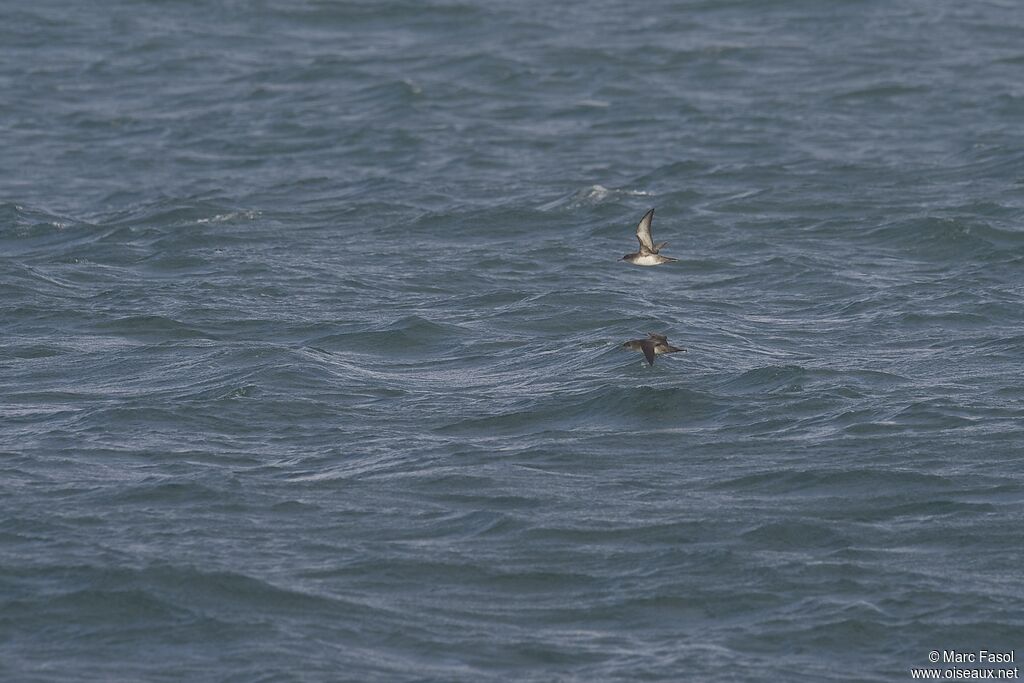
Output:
640 340 656 366
635 209 656 254
647 332 668 343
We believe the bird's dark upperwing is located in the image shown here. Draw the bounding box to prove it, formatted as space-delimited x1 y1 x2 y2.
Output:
640 340 656 366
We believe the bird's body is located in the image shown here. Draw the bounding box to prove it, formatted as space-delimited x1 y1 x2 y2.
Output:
621 209 678 266
622 333 686 366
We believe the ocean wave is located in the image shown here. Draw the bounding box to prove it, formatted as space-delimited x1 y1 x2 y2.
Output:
538 185 654 211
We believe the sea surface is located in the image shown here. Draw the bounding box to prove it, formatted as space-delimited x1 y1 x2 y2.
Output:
2 1 1023 681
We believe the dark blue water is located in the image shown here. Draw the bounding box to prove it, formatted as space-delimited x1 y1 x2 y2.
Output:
3 2 1023 681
